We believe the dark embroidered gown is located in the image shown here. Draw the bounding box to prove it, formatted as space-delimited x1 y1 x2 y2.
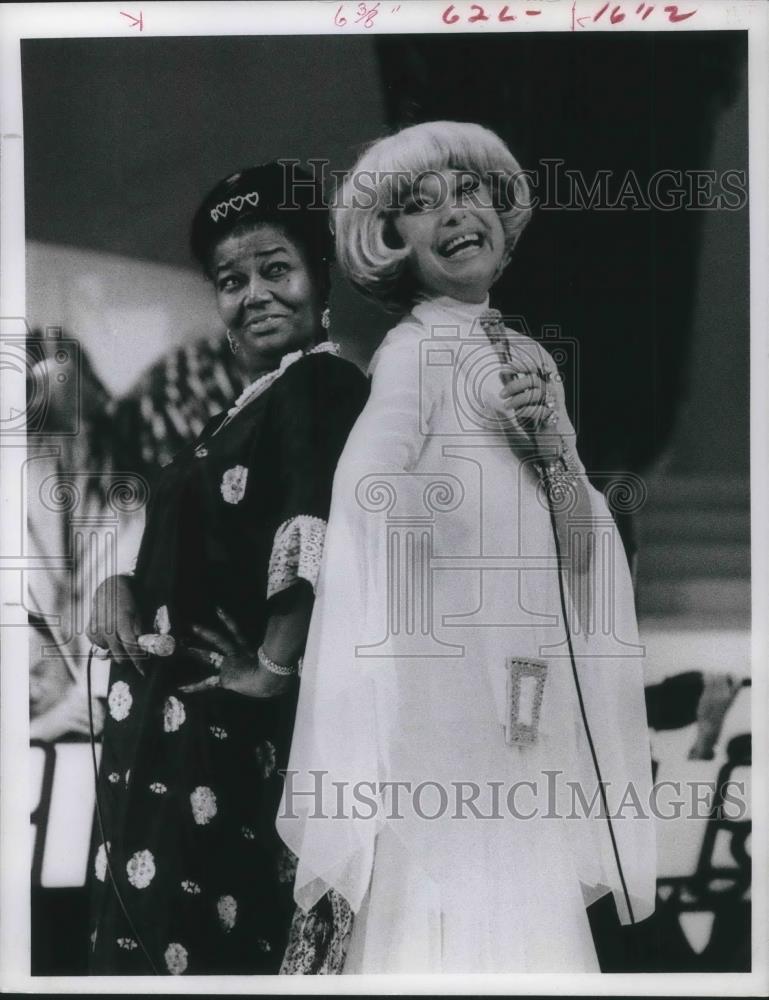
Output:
88 350 369 975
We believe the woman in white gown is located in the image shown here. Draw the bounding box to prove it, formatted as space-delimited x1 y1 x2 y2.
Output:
277 121 656 973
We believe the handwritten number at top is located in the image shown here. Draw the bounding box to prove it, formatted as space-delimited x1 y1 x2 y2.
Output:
332 2 697 29
441 5 545 26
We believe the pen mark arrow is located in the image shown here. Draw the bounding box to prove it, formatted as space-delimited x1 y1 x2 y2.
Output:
120 10 143 30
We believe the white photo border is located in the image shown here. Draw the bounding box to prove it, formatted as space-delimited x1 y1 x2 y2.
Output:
1 1 767 994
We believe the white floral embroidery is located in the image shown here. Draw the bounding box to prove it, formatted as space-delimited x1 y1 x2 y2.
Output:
217 894 237 932
107 772 121 784
257 938 272 953
267 515 327 599
241 826 256 841
149 782 167 795
220 465 248 504
125 769 131 786
108 680 132 721
164 942 188 975
126 849 156 889
254 739 277 779
94 841 110 882
277 845 299 884
209 725 228 740
190 786 217 825
117 937 138 951
139 632 175 657
90 928 98 951
154 605 171 634
163 695 186 733
181 880 201 895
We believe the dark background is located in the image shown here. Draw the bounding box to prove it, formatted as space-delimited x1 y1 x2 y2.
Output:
22 32 749 479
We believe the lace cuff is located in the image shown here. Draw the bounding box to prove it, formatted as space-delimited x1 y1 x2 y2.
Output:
267 515 327 600
279 888 354 975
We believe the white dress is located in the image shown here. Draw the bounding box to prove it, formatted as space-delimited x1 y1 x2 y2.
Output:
277 295 656 973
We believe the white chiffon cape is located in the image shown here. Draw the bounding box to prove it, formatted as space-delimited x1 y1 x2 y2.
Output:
276 295 656 973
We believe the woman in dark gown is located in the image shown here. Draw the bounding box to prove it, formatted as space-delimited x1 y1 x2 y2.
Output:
86 163 369 975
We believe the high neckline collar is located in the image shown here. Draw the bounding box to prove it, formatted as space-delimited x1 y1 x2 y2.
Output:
411 294 492 329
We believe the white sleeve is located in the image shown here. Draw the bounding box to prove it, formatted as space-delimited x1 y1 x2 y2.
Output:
343 327 437 476
276 327 436 914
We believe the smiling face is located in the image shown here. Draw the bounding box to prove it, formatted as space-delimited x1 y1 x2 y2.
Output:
391 169 508 304
211 222 321 378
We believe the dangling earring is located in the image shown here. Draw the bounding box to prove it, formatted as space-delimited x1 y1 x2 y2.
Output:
226 330 239 354
321 307 331 331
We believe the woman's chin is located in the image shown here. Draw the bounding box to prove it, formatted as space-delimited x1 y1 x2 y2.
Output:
243 328 291 355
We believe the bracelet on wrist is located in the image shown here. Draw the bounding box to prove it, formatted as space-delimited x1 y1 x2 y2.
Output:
558 436 582 473
257 645 299 677
537 453 579 498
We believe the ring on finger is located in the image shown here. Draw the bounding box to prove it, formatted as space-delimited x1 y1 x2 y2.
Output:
181 674 222 693
209 651 224 669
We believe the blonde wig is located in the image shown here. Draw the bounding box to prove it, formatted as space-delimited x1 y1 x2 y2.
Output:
333 121 532 314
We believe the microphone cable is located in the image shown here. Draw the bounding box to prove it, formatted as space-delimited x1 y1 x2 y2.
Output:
544 484 637 926
87 646 159 973
482 311 636 926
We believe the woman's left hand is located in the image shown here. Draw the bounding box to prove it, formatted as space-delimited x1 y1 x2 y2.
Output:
497 358 569 462
179 608 293 698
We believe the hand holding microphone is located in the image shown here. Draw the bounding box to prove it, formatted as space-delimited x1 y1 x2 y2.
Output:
497 360 567 462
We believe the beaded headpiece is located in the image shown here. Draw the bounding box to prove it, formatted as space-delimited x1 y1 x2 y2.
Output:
190 162 333 281
209 191 260 223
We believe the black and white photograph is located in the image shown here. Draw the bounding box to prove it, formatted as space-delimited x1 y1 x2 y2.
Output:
0 0 767 992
